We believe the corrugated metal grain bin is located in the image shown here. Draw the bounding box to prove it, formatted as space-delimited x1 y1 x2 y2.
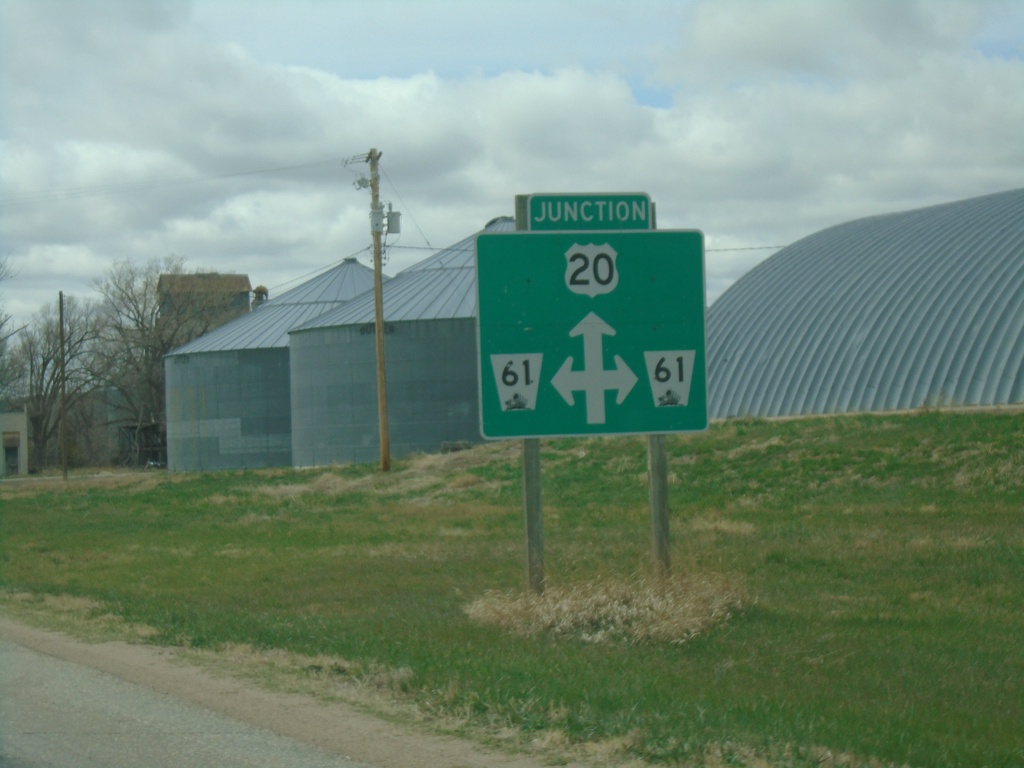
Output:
165 258 376 471
707 188 1024 418
289 217 515 466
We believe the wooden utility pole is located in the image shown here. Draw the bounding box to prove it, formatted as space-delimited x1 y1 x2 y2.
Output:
58 291 68 481
368 148 391 472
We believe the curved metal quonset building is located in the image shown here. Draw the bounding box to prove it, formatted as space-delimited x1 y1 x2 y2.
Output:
289 217 516 466
707 188 1024 418
165 258 376 471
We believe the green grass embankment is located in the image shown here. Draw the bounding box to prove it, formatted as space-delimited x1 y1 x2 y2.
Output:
2 410 1022 767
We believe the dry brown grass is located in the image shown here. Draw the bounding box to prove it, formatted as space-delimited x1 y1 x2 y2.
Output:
0 468 172 499
465 573 747 645
407 440 520 473
199 642 415 692
690 516 758 535
206 493 244 506
724 436 784 457
253 442 519 504
1 591 161 641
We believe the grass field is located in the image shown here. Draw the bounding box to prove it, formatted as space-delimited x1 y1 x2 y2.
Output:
2 409 1023 767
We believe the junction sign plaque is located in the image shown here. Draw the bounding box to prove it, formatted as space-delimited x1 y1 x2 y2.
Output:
475 229 707 439
526 192 654 231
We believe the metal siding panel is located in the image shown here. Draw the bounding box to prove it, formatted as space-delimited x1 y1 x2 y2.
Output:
289 318 480 466
906 212 1016 408
953 254 1024 404
768 229 877 414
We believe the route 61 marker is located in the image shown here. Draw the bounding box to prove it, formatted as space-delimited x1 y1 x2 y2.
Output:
490 354 544 411
643 350 696 407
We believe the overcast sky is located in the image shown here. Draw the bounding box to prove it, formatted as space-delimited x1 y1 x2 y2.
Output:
2 0 1022 329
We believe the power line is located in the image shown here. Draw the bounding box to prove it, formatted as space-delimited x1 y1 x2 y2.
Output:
265 245 373 295
380 164 433 252
0 150 788 258
707 245 785 252
382 244 788 253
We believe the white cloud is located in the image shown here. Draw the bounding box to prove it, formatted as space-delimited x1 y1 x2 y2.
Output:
1 0 1022 329
666 0 992 86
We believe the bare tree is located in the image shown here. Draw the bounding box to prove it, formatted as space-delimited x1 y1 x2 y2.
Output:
0 256 17 400
91 255 248 465
0 333 18 403
14 295 102 469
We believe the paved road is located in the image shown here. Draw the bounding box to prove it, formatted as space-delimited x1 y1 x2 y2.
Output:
0 637 372 768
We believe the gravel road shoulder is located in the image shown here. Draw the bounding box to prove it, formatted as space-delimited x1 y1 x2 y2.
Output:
0 616 592 768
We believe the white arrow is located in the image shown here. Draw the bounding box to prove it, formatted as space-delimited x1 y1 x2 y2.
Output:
552 312 638 424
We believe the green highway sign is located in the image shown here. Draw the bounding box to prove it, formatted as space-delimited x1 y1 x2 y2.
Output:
475 229 707 439
526 192 653 230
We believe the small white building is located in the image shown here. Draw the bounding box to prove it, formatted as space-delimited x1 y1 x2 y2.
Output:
1 407 29 477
